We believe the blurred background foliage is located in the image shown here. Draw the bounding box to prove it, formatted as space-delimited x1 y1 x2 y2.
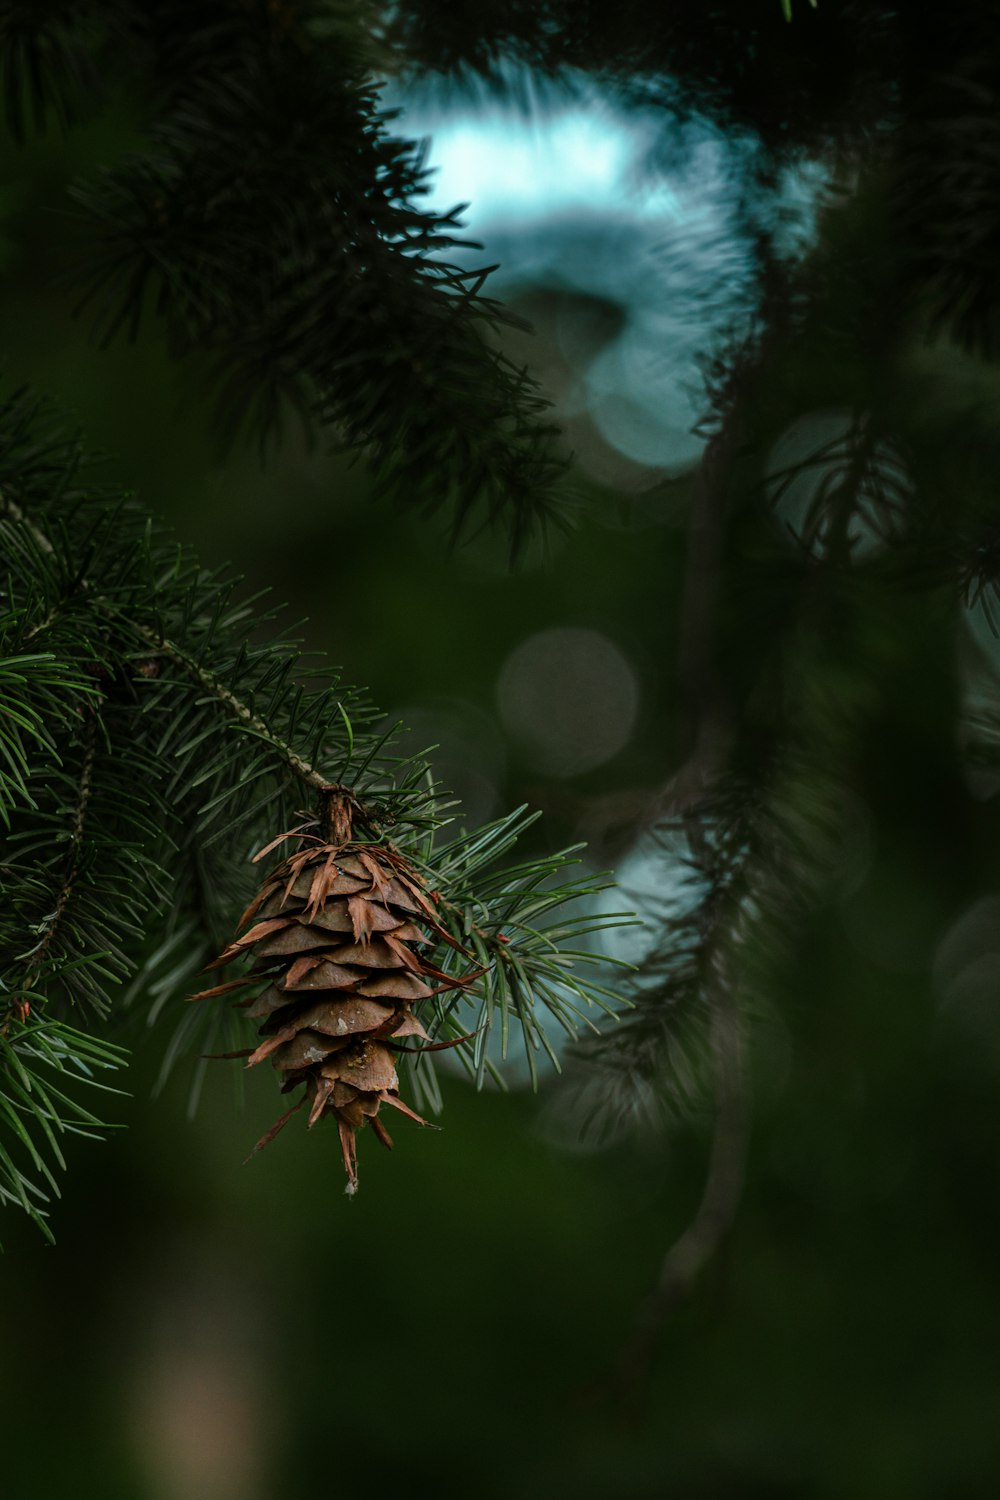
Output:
4 2 1000 1497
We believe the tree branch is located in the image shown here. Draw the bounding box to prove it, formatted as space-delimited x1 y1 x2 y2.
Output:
0 490 347 802
10 705 99 1021
130 624 333 795
611 979 748 1399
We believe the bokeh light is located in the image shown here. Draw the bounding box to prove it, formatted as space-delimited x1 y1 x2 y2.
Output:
395 69 823 483
384 697 506 827
933 894 1000 1061
127 1244 278 1500
496 626 640 776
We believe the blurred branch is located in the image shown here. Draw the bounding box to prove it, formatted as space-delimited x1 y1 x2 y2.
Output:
611 979 747 1399
661 259 786 819
589 255 791 1389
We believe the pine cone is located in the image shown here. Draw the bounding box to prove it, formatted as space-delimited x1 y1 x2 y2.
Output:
195 797 471 1194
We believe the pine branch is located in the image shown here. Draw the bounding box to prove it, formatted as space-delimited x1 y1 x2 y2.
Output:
410 805 632 1089
0 632 96 826
612 978 747 1395
0 0 102 142
16 704 97 1004
0 1013 127 1244
0 387 626 1231
129 626 333 797
0 0 571 552
575 224 921 1382
893 38 1000 357
384 0 887 155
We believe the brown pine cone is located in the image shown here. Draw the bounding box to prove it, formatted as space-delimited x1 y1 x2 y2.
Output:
195 801 473 1194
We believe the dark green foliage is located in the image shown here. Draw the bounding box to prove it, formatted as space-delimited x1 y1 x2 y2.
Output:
0 380 621 1235
384 0 890 153
4 0 1000 1335
0 0 567 547
511 0 1000 1207
0 1017 125 1244
409 805 630 1106
0 0 100 142
894 39 1000 357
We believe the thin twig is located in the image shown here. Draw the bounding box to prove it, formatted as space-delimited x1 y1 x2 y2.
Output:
15 707 99 1012
131 623 333 794
656 250 788 823
0 490 346 802
611 981 748 1398
601 254 787 1393
666 401 738 812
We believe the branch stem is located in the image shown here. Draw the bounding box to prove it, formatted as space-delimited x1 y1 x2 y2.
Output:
20 707 99 991
613 983 748 1397
132 624 333 795
1 490 341 801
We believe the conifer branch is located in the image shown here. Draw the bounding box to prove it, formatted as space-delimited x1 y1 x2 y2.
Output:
10 0 571 551
611 982 747 1398
0 1016 128 1244
16 705 98 1009
2 490 343 803
0 384 629 1229
598 303 773 1358
129 624 332 797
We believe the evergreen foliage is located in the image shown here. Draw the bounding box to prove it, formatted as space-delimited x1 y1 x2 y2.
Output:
3 0 567 549
0 378 620 1236
375 0 1000 1368
3 0 1000 1385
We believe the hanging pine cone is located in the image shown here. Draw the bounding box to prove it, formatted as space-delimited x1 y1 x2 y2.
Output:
194 789 473 1194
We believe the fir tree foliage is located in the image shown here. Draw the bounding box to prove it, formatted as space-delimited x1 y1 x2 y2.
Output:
384 0 885 156
5 0 1000 1362
373 0 1000 1374
0 380 624 1236
0 0 568 552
